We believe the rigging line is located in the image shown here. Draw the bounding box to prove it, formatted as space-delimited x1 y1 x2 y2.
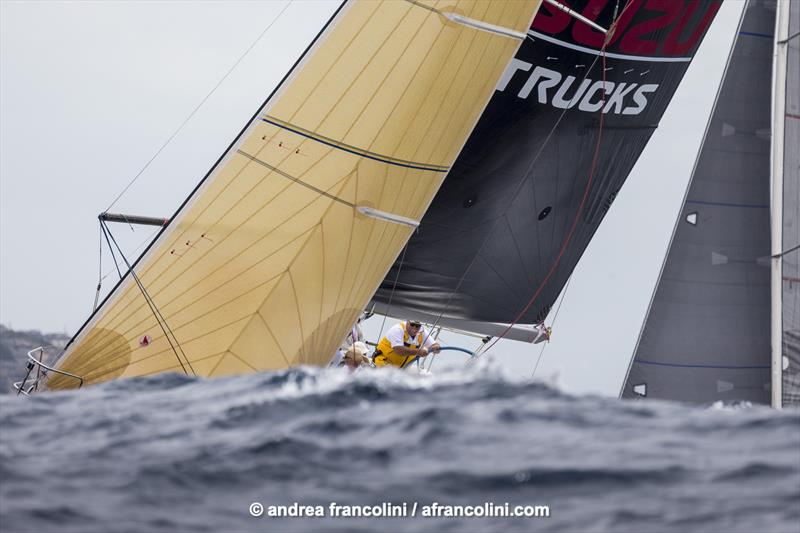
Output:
93 226 104 312
104 0 294 212
101 220 196 376
772 243 800 259
418 0 635 343
100 227 161 282
377 242 410 343
100 221 123 280
531 275 572 379
485 52 610 353
778 30 800 44
468 336 488 363
483 0 634 353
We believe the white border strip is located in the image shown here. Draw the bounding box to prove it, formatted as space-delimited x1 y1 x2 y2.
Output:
528 30 693 63
357 206 420 227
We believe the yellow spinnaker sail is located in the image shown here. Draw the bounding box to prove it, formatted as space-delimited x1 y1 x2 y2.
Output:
47 0 541 390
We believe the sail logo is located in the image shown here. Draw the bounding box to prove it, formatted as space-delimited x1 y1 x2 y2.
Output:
496 59 658 115
531 0 721 58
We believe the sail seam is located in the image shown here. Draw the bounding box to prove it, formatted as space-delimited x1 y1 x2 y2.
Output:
102 169 343 331
306 174 357 352
117 287 279 367
257 311 292 367
739 30 774 39
206 352 230 377
419 0 502 173
635 359 770 370
287 270 307 362
260 117 449 172
114 301 253 369
142 350 230 378
226 350 259 372
82 228 310 359
237 150 356 207
685 199 769 209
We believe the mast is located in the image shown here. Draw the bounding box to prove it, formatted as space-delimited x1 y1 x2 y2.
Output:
770 0 790 409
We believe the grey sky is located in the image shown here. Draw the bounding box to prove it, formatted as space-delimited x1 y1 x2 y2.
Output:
1 1 745 396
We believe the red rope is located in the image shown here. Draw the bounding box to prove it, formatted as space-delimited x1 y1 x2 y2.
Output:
484 3 632 353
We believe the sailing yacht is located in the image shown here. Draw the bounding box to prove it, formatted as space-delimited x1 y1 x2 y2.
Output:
19 0 544 392
622 0 799 408
14 0 731 397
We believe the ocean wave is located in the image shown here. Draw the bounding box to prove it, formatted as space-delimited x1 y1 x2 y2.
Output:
1 363 798 533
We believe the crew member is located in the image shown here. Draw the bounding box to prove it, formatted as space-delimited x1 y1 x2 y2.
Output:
373 320 440 368
341 343 371 371
328 315 367 367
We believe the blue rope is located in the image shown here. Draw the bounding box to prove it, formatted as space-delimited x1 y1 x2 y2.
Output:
438 346 475 356
403 346 475 370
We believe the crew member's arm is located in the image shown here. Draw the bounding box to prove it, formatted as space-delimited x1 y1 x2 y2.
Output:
390 345 429 357
422 331 441 353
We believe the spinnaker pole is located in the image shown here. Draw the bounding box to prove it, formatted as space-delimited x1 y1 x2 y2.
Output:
99 212 169 227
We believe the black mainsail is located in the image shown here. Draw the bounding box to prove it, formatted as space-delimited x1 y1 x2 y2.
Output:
373 0 723 340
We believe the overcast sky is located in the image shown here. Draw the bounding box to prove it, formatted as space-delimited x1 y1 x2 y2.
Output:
0 1 745 396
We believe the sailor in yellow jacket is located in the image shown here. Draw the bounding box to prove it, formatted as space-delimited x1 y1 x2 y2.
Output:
373 320 441 368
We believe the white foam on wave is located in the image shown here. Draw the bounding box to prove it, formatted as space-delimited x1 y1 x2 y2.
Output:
228 354 552 408
707 400 755 412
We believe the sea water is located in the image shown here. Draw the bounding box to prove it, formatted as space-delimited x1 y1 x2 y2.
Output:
1 362 798 532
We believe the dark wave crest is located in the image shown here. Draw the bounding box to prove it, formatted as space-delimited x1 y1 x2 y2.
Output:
1 365 798 533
